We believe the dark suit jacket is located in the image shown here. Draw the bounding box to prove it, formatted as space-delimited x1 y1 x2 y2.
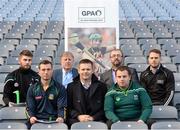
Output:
100 67 139 89
52 68 78 85
67 74 107 126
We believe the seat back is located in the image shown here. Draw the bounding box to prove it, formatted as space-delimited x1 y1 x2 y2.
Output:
150 105 178 121
0 122 28 130
151 121 180 130
0 107 27 122
111 121 148 130
31 123 68 130
71 121 108 130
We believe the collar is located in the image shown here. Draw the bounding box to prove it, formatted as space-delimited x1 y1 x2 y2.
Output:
19 67 32 74
114 81 132 91
111 69 116 84
149 64 161 74
73 74 98 82
62 68 72 74
40 79 54 90
81 80 91 89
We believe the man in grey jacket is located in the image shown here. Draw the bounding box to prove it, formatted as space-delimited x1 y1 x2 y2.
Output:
100 49 139 89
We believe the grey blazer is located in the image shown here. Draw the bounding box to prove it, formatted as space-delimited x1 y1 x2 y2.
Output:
100 67 139 89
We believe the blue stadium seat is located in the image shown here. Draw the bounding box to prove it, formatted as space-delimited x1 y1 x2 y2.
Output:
31 123 68 130
149 105 178 121
111 121 148 130
0 122 28 130
124 57 146 65
128 63 148 73
0 65 19 73
32 56 52 65
0 107 27 123
71 121 108 130
0 73 8 83
151 122 180 130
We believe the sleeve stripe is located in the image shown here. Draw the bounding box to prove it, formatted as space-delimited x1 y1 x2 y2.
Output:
164 91 174 106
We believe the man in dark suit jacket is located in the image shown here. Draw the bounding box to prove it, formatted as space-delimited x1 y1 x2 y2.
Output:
67 59 107 127
53 52 78 89
100 49 139 89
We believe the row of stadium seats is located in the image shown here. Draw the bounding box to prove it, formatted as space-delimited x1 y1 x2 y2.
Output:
0 0 180 21
119 0 180 21
0 106 179 129
0 0 64 21
1 121 180 130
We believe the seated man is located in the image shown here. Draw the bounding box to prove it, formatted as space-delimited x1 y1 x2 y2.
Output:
26 60 67 128
104 66 152 126
100 49 139 89
3 49 39 106
140 49 175 105
53 51 78 89
67 59 107 127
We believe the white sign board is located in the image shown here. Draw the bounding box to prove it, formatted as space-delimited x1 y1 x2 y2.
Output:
65 0 119 75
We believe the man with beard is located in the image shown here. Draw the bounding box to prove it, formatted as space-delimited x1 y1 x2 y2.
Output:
53 52 78 89
140 49 175 105
3 50 39 106
100 49 139 89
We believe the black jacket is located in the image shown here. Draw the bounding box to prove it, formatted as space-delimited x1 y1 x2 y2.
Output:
67 74 107 126
26 79 67 120
140 64 175 105
3 67 39 105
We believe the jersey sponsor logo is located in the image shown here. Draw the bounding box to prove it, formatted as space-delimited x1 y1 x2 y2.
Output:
48 94 54 100
157 80 164 84
115 97 120 102
35 96 42 100
14 82 19 87
134 94 138 100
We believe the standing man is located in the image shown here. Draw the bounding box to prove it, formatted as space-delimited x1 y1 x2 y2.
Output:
67 59 107 127
53 52 78 89
3 49 39 106
26 60 67 127
100 49 139 89
140 49 175 106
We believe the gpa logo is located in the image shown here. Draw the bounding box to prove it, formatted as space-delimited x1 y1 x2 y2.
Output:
78 7 105 23
81 10 102 16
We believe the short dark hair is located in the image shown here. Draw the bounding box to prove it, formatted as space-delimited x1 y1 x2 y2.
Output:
38 60 53 69
19 50 33 57
148 49 161 56
115 66 131 76
110 49 124 58
79 59 93 67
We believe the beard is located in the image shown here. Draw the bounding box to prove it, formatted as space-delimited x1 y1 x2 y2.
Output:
151 63 159 69
113 59 122 68
151 65 159 70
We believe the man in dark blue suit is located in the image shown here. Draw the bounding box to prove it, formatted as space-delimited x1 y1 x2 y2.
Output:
53 52 78 89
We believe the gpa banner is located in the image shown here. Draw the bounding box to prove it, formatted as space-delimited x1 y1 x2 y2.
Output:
65 0 119 76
